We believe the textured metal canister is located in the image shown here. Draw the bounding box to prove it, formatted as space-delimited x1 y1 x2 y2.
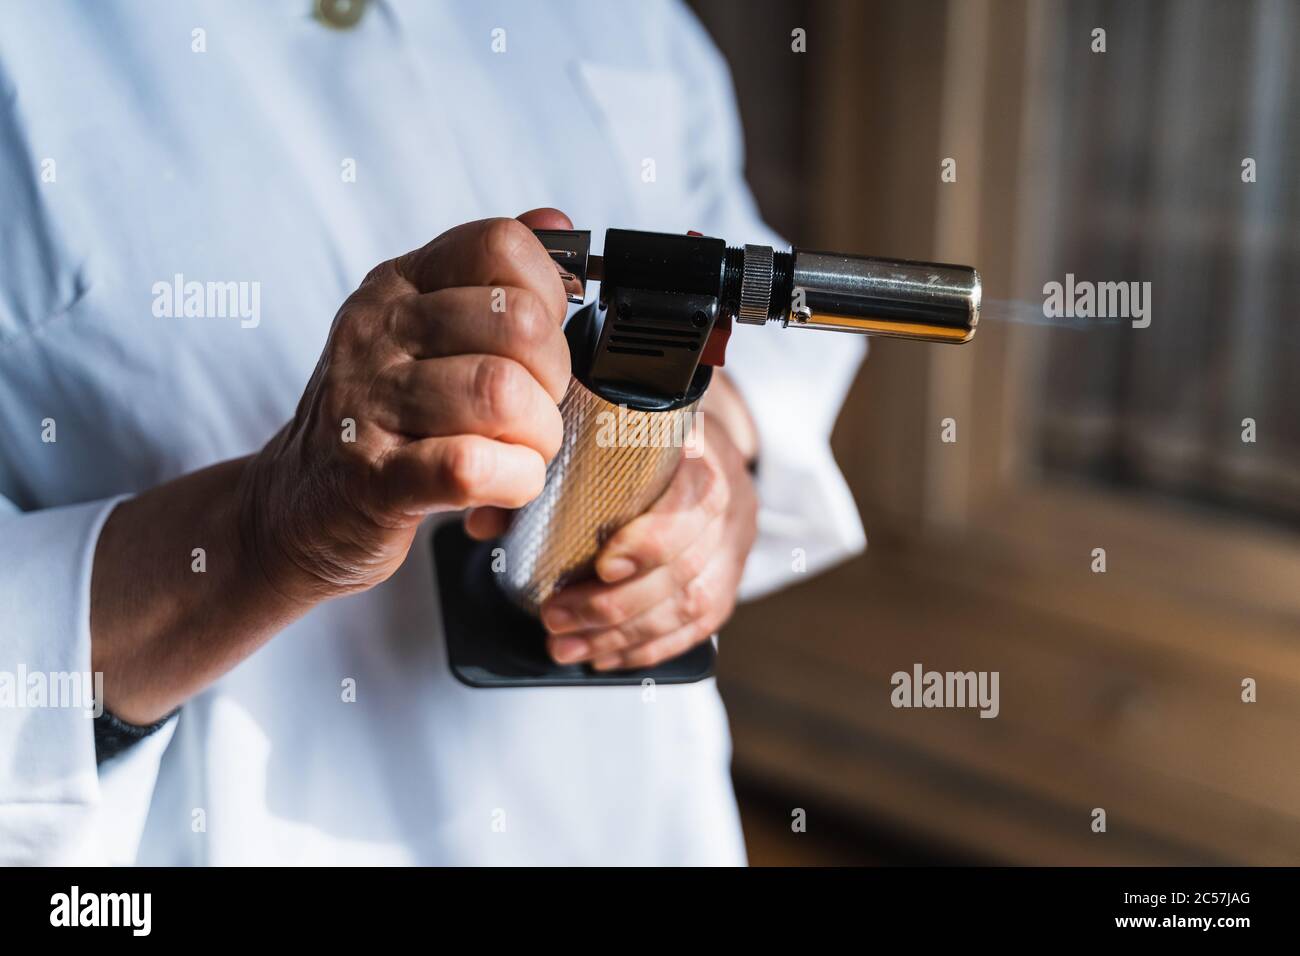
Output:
499 377 699 615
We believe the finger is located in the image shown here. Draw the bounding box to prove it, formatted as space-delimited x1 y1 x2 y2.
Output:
379 434 546 515
390 216 568 324
387 286 572 403
542 564 677 635
611 572 714 647
464 506 511 541
546 554 719 664
516 207 574 231
593 455 729 583
541 518 720 634
377 354 563 460
590 620 712 672
547 596 684 664
612 552 736 655
547 630 608 666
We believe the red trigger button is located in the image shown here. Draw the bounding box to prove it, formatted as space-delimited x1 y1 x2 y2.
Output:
701 314 732 367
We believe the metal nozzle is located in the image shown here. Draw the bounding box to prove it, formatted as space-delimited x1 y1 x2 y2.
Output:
729 244 979 344
754 248 980 344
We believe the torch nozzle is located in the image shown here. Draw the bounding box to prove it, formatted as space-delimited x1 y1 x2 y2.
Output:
535 228 981 346
732 245 980 344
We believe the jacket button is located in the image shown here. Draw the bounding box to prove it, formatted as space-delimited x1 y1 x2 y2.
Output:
316 0 368 29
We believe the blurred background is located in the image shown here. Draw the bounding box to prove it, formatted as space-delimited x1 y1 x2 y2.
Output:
687 0 1300 864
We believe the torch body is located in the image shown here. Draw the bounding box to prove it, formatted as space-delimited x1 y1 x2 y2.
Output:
500 376 698 613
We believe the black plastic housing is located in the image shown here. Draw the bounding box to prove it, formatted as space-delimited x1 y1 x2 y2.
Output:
590 229 725 406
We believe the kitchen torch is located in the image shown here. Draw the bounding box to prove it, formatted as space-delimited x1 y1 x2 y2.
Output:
433 227 980 687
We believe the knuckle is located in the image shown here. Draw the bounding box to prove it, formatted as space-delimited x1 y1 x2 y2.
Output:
357 259 410 302
682 578 712 621
617 612 651 642
381 296 415 347
634 525 668 565
379 298 401 344
328 308 368 360
588 591 625 625
361 259 398 288
482 217 532 263
509 289 570 404
339 286 384 330
509 289 550 344
474 356 526 423
440 438 492 502
589 629 631 656
676 545 709 583
318 379 354 429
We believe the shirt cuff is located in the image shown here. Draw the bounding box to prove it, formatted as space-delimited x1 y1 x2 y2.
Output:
0 494 136 863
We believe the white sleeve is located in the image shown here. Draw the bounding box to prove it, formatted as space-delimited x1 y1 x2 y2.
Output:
664 3 867 599
0 493 175 865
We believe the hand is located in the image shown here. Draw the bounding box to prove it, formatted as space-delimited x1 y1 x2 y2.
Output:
92 209 574 724
241 209 573 604
529 376 760 671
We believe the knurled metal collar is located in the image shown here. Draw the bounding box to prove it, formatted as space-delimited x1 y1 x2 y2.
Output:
738 244 775 325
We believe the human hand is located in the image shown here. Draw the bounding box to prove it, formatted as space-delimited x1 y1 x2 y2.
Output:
241 209 574 603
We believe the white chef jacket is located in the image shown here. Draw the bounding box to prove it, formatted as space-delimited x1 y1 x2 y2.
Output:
0 0 865 865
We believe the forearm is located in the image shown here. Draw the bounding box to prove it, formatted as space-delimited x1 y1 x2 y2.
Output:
89 456 313 725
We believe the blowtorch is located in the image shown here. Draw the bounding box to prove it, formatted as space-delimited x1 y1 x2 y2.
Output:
433 227 981 687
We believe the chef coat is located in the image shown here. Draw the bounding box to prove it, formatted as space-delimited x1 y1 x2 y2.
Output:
0 0 865 865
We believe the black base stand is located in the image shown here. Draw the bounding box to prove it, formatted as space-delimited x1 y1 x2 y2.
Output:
432 522 716 688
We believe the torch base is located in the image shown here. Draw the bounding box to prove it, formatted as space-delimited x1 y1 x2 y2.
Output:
433 522 716 688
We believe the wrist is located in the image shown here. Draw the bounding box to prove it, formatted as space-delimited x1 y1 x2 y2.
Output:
702 371 760 465
236 440 336 611
91 456 310 725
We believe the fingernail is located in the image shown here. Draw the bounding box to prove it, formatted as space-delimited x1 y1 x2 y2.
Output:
591 655 622 672
598 556 637 583
542 606 577 632
551 636 589 664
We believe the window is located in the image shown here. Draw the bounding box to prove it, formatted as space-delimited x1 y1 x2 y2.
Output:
694 0 1300 865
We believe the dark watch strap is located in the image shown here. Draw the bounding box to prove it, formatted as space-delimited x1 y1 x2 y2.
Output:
93 707 177 765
